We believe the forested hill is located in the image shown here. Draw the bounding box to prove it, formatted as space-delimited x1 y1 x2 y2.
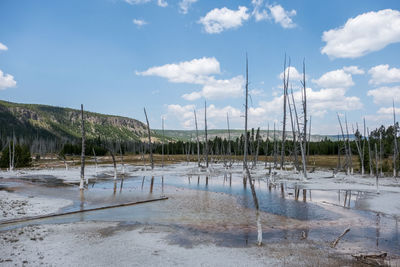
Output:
0 100 149 142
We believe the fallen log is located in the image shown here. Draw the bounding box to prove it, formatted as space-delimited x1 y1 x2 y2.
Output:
352 252 387 266
331 228 350 248
0 196 168 225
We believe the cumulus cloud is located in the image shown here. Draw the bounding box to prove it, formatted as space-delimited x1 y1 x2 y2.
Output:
133 19 147 27
268 4 296 28
179 0 197 14
251 1 296 28
136 57 220 84
125 0 151 4
342 66 364 75
368 64 400 85
199 6 250 34
321 9 400 58
182 76 244 100
312 69 354 88
0 42 8 51
0 70 17 90
137 57 244 100
367 86 400 104
166 104 242 129
279 66 303 81
157 0 167 7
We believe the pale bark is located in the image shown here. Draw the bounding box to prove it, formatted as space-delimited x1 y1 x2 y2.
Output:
79 104 86 190
393 101 398 177
204 101 209 168
194 109 201 167
244 54 249 170
291 89 307 179
162 117 165 168
144 107 154 170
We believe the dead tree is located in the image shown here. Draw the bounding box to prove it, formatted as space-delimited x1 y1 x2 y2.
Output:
301 60 308 172
281 56 290 170
144 107 154 170
353 123 364 175
393 101 398 177
93 148 98 176
375 143 379 192
244 54 249 170
227 113 232 167
110 150 117 180
291 89 307 179
288 90 299 171
244 165 262 246
367 127 373 176
194 109 201 167
204 101 209 168
345 115 353 174
11 131 15 171
379 131 383 177
162 116 165 168
79 104 86 190
273 123 277 168
337 114 349 174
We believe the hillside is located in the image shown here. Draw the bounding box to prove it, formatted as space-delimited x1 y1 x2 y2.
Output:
0 100 149 141
154 129 350 142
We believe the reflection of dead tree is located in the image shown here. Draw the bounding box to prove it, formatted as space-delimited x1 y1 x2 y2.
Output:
79 104 86 190
331 228 350 248
144 107 154 170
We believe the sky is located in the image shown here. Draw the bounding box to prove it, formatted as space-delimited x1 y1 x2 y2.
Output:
1 0 400 134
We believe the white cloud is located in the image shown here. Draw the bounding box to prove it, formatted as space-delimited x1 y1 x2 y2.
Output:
321 9 400 58
312 69 354 88
251 1 296 28
249 89 265 96
166 104 242 129
136 57 220 84
182 76 244 100
342 66 364 75
125 0 151 4
0 42 8 51
0 70 17 90
179 0 197 14
137 57 243 100
279 66 303 81
367 86 400 104
251 0 269 21
268 4 296 29
199 6 250 34
157 0 167 7
368 64 400 85
132 19 147 27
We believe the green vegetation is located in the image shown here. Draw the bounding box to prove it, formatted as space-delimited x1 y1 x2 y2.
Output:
0 142 32 168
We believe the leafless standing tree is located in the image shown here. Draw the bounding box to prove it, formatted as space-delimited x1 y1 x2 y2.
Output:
162 116 165 168
194 109 201 168
281 56 290 170
79 104 86 190
204 101 209 169
291 89 307 179
244 54 249 171
144 107 154 170
393 101 398 177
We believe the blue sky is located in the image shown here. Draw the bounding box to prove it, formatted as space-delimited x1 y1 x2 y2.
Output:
1 0 400 134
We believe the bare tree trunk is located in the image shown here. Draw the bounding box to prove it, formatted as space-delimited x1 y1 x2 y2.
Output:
273 123 277 168
337 114 349 175
93 148 97 176
345 115 353 174
227 113 232 167
194 109 201 168
144 107 154 170
111 151 117 180
307 116 312 162
367 127 373 176
244 54 249 170
204 101 209 168
254 127 260 168
353 124 364 175
301 60 308 172
8 140 12 171
288 92 299 171
393 101 398 177
291 89 307 179
379 131 383 177
281 56 289 170
375 143 379 193
11 132 15 171
244 165 262 245
162 116 165 168
80 104 86 190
